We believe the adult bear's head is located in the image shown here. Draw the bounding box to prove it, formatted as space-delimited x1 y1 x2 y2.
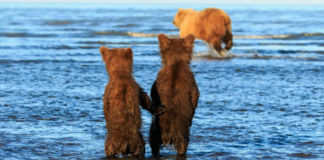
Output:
172 8 193 28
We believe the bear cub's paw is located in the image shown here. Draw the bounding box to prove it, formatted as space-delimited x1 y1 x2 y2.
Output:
154 105 166 115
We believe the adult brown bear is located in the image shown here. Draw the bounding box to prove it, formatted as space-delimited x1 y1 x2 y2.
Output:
100 47 165 159
173 8 233 56
149 34 200 157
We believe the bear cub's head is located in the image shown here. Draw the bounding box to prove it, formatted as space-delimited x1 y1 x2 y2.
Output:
158 33 195 65
99 46 133 76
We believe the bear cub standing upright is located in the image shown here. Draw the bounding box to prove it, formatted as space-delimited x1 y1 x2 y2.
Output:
100 46 165 158
149 34 200 157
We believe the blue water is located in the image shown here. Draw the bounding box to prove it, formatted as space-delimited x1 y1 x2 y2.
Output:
0 3 323 160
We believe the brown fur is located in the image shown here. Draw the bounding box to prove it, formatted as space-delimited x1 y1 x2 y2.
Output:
149 34 199 157
173 8 233 55
100 46 159 159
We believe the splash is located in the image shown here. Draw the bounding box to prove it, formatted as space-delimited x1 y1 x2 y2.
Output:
195 43 234 58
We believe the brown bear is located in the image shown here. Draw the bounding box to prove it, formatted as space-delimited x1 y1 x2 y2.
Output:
149 34 200 157
172 8 233 56
99 46 165 159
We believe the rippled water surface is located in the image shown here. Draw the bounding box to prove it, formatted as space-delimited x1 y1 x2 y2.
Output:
0 3 324 160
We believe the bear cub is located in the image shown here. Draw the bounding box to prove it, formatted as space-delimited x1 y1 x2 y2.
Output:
149 34 200 157
100 46 165 158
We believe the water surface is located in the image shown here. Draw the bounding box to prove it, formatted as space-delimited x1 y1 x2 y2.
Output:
0 3 323 160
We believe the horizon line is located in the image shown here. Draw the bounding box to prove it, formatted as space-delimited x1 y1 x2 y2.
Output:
1 2 324 5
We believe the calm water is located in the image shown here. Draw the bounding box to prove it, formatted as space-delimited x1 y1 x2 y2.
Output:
0 3 324 160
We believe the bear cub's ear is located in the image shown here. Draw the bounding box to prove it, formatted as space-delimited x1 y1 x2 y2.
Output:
158 34 171 49
184 34 195 47
123 47 133 59
100 46 110 61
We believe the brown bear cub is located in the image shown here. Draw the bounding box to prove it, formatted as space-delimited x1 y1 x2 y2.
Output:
149 34 200 157
100 46 165 159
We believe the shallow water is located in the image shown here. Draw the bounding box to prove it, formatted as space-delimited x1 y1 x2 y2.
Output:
0 3 324 160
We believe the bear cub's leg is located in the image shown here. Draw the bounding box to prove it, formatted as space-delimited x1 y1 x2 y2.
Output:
174 132 189 156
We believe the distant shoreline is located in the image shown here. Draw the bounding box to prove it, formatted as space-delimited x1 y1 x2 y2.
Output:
0 2 324 6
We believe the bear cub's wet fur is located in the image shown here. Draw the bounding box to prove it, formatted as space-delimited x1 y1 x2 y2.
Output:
100 47 165 159
149 34 200 157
